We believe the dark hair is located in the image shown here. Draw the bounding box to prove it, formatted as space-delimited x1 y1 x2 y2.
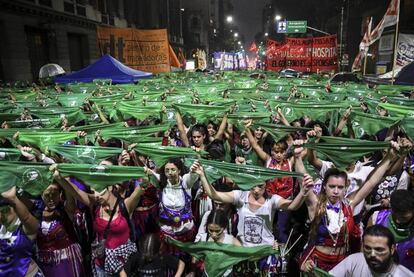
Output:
207 209 229 229
159 157 187 189
104 138 124 149
363 225 399 263
189 123 209 145
390 189 414 214
206 139 225 161
138 233 161 265
305 120 330 136
207 121 218 132
322 168 348 188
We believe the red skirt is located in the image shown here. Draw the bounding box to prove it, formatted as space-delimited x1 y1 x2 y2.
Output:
300 246 345 272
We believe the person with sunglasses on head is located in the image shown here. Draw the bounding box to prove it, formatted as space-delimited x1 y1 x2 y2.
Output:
192 160 314 276
329 224 414 276
0 186 44 277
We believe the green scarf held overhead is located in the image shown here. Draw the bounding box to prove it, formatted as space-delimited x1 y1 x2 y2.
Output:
173 103 234 123
6 118 61 129
135 144 208 167
57 93 90 108
57 163 146 192
0 148 21 161
17 131 78 152
378 102 414 118
227 112 271 130
0 161 53 195
253 122 311 141
166 237 279 277
48 145 123 164
99 124 169 143
350 111 401 137
185 158 302 190
304 136 390 171
30 108 87 126
273 101 348 122
400 117 414 141
116 102 162 121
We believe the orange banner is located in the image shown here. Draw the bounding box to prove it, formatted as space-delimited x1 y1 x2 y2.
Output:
97 26 170 73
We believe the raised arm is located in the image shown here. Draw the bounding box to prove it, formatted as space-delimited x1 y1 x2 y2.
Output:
306 127 323 171
194 161 235 204
50 165 95 209
1 186 39 238
175 111 190 147
276 107 291 126
278 174 314 211
214 113 228 141
350 139 412 209
124 181 144 215
244 120 269 162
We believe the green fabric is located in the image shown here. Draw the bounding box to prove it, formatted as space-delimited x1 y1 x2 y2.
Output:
116 102 162 121
304 136 390 170
135 144 208 167
167 237 279 277
378 102 414 118
388 215 411 243
0 161 53 195
303 267 335 277
6 118 61 128
275 102 348 122
227 112 271 129
17 131 78 151
400 117 414 141
30 108 86 126
48 145 122 164
185 158 302 189
58 93 89 107
173 103 234 123
350 111 401 137
57 163 146 192
99 124 169 143
0 148 21 161
254 122 311 141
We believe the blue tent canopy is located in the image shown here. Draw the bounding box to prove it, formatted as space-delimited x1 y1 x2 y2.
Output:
56 54 153 84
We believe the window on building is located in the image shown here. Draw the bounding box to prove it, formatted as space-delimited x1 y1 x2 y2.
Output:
38 0 52 7
64 0 86 16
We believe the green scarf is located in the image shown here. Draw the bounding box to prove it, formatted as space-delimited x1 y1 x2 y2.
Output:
254 122 310 141
378 102 414 118
400 117 414 141
48 145 122 164
173 102 234 123
0 161 53 195
17 131 78 151
57 93 90 108
304 136 390 170
0 148 21 161
185 158 302 189
350 111 401 137
388 215 411 243
116 102 162 121
99 124 169 143
57 163 146 192
135 144 207 167
167 237 279 277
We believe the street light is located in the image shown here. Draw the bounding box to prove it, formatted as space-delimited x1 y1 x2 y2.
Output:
234 33 238 38
238 41 241 45
226 16 233 23
264 32 268 37
275 15 281 21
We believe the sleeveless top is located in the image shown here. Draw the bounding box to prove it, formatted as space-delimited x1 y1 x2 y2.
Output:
315 204 356 248
266 159 294 199
94 207 130 250
0 223 34 277
375 209 414 272
159 182 193 227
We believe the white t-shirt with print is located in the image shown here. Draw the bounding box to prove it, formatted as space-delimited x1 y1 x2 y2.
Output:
233 190 281 247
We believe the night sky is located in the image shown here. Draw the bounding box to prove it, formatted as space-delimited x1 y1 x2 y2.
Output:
233 0 270 48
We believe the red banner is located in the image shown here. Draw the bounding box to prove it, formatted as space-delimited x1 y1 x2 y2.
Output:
266 35 338 73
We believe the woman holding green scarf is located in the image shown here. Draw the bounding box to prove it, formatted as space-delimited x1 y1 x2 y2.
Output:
0 186 44 277
300 139 411 273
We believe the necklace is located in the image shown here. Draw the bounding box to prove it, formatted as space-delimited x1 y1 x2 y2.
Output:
324 203 344 253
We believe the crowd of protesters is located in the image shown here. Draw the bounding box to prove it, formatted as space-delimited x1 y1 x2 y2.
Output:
0 71 414 277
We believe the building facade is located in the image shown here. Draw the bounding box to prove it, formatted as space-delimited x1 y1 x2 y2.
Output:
0 0 184 82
